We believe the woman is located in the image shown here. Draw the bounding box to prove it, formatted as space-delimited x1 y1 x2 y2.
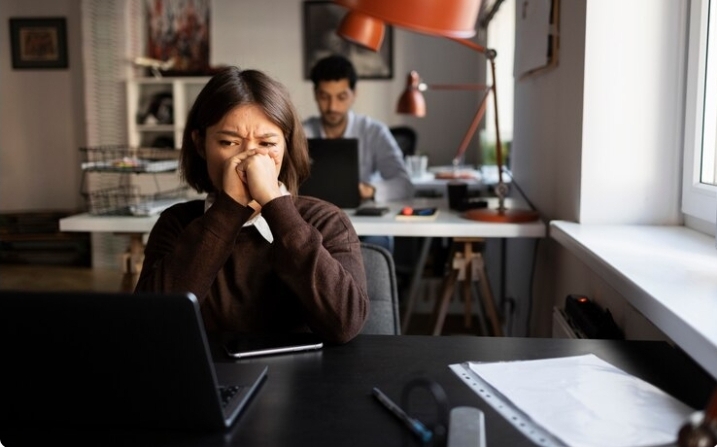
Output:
135 67 369 344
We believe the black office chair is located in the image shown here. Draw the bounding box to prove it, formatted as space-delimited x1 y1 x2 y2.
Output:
359 242 401 335
390 126 418 158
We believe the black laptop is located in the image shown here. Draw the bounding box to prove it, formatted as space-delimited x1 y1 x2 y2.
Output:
0 290 267 430
300 138 361 208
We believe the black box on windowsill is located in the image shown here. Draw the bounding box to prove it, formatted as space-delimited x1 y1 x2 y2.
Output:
564 294 624 340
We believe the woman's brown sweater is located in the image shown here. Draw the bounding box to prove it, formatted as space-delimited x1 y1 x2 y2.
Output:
134 192 369 344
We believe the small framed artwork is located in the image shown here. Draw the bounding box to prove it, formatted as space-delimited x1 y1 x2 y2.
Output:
303 0 393 80
9 17 68 70
145 0 211 76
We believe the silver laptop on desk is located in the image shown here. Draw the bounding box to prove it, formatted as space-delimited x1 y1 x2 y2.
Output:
0 290 267 430
300 138 361 209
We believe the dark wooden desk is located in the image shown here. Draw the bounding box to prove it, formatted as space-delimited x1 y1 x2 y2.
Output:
1 335 713 447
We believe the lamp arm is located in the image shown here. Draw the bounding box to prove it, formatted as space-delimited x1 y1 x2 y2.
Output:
488 57 506 191
446 37 505 190
452 88 491 167
425 84 489 91
448 37 489 55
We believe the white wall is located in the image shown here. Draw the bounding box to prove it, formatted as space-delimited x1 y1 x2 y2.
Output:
510 0 587 336
0 0 85 212
513 0 686 338
580 0 684 224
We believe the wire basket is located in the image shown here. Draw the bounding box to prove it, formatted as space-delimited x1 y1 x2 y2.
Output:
80 145 180 173
85 185 190 216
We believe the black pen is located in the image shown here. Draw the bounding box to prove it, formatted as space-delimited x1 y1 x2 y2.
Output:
372 387 433 443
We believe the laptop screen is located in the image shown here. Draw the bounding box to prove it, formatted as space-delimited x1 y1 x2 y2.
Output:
299 138 361 209
0 290 266 430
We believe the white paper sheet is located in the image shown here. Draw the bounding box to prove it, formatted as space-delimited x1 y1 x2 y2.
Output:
457 354 694 447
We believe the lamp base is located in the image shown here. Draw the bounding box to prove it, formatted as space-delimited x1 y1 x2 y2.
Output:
463 207 540 223
434 171 477 180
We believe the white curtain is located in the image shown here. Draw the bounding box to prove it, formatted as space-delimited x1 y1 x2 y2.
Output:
81 0 144 269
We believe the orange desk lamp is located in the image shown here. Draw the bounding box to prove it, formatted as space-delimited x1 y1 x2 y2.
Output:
396 70 491 173
333 0 539 223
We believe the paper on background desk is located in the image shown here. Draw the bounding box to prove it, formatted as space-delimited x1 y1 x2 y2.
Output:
450 354 694 447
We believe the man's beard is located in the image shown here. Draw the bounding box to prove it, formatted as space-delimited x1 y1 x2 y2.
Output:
322 111 345 128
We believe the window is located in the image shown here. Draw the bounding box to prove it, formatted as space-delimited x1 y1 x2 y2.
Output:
483 0 514 165
683 0 717 227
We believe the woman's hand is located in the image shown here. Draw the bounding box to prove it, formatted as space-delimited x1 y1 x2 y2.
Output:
222 147 281 208
221 150 254 207
240 148 282 206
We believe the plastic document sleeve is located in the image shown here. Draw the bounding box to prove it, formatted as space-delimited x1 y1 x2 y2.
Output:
449 354 694 447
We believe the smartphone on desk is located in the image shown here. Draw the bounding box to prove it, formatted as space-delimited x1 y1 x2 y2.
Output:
354 206 390 216
225 333 323 359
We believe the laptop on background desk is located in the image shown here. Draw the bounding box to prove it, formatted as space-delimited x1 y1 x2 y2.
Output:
0 291 267 431
300 138 361 209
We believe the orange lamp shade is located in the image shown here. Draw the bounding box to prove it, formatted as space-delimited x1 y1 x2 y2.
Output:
337 11 386 50
396 71 426 116
334 0 481 50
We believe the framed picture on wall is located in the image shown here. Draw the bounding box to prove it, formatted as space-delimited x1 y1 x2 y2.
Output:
9 17 68 69
145 0 211 75
303 0 393 79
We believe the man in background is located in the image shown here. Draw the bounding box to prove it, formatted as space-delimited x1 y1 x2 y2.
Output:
304 54 413 204
303 55 414 252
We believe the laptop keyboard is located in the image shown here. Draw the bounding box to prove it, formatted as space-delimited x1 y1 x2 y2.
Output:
218 385 247 408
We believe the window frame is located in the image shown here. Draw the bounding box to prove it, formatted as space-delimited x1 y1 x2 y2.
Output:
682 0 717 227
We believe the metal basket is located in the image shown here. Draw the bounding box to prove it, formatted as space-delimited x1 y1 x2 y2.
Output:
85 185 190 216
79 145 179 173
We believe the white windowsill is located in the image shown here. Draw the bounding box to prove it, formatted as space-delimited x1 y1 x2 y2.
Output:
550 221 717 380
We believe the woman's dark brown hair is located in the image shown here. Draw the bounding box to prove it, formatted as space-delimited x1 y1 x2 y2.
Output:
180 66 310 195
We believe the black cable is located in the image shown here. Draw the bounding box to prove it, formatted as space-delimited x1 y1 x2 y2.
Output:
525 237 541 336
501 167 546 336
501 167 541 216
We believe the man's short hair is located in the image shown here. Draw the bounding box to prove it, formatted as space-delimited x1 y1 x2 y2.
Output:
310 54 357 91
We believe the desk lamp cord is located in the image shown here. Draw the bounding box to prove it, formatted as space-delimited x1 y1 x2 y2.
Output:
500 167 543 220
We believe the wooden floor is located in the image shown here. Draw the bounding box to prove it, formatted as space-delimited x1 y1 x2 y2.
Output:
0 264 125 292
0 264 477 336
